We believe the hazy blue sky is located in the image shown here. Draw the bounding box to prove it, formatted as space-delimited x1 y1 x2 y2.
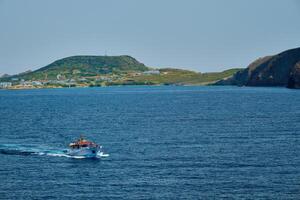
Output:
1 0 300 74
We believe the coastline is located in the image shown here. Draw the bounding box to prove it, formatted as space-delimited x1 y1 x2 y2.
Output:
0 84 297 91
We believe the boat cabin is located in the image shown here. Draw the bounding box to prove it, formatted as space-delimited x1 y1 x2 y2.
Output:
69 137 98 149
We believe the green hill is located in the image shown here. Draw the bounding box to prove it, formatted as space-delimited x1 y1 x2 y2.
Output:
9 55 149 80
0 55 242 87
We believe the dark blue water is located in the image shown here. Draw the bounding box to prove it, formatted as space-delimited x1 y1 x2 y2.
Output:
0 86 299 199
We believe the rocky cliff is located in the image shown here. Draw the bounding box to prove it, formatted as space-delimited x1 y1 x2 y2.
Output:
216 47 300 88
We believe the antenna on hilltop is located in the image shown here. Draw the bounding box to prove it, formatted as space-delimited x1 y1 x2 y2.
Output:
105 50 108 56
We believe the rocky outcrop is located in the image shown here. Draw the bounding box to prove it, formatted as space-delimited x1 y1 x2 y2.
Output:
216 47 300 89
287 61 300 89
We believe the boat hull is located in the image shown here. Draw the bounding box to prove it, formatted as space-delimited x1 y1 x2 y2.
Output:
67 147 98 158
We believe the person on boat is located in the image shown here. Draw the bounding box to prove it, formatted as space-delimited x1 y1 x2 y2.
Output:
79 135 85 143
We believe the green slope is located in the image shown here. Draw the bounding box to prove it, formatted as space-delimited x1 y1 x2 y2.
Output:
128 68 243 85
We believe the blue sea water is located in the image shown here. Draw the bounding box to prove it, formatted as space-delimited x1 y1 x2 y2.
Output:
0 86 299 199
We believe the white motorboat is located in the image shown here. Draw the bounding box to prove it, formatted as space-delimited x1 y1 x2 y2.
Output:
68 136 100 158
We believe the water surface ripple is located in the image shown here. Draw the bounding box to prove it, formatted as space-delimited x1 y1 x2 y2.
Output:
0 86 299 199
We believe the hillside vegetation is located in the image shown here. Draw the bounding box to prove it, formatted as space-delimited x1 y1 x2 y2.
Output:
0 55 242 88
129 68 242 85
11 55 149 80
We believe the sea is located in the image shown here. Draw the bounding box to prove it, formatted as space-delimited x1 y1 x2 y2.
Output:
0 86 299 199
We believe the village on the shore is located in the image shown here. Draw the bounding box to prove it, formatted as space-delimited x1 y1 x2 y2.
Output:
0 70 162 89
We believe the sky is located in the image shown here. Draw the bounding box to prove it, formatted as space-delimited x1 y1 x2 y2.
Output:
0 0 300 75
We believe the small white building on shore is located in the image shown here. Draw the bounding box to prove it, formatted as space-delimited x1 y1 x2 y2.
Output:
0 82 12 88
143 70 160 75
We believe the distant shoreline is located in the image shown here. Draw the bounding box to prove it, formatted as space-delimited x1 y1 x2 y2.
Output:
0 84 202 90
0 84 296 91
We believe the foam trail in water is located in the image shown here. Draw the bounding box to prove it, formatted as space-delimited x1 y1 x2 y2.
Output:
0 144 109 159
97 151 110 158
